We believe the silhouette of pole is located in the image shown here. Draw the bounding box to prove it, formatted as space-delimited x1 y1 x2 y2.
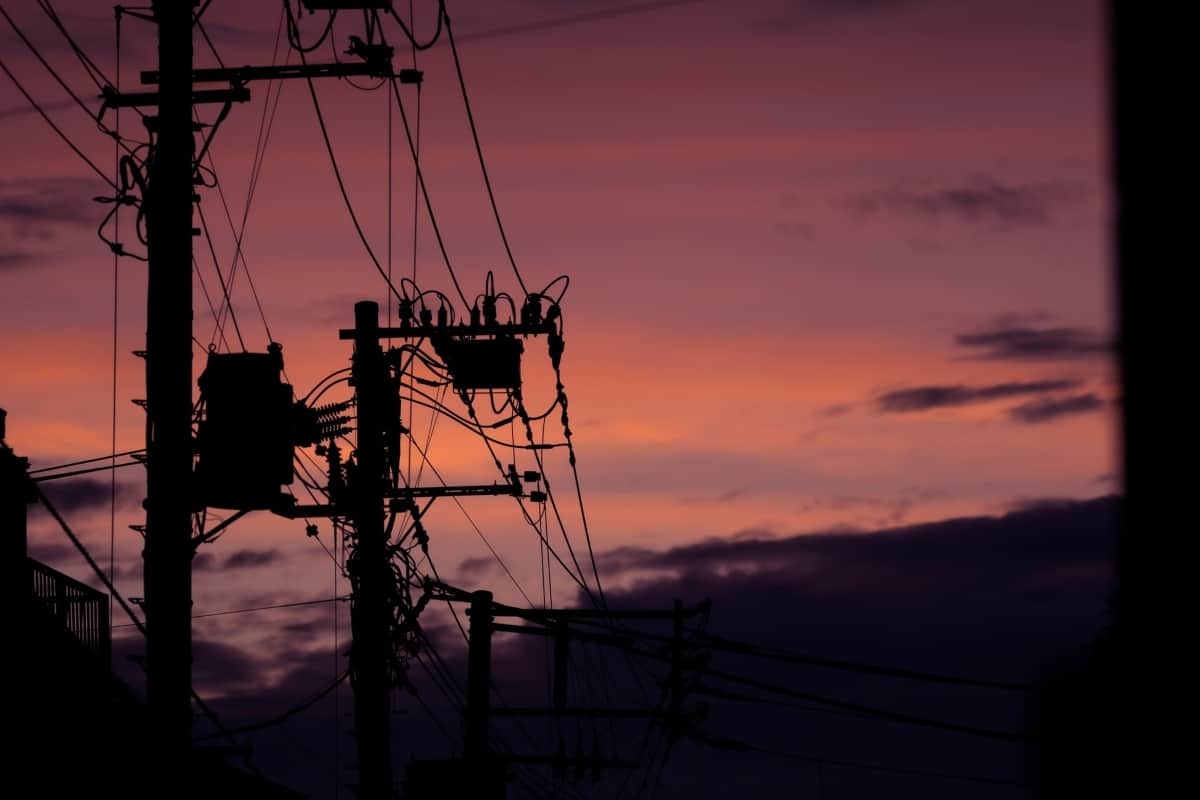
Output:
143 0 194 779
465 590 494 767
349 300 393 799
1 409 32 609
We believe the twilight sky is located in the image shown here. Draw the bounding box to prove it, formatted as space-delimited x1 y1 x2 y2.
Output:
2 0 1114 796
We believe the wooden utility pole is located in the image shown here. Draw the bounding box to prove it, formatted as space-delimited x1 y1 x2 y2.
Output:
465 589 495 767
349 301 394 799
143 0 194 779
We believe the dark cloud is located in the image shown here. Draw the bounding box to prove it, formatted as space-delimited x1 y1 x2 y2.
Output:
875 378 1081 412
27 540 74 563
0 178 98 226
454 555 499 582
193 552 217 571
956 324 1112 361
191 635 263 695
0 99 75 121
36 477 139 514
222 548 285 569
1008 393 1105 424
851 177 1080 227
682 487 751 506
596 495 1114 587
0 248 37 270
818 403 852 417
0 178 102 267
564 496 1116 798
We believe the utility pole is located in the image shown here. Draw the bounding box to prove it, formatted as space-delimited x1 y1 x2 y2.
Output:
1 409 32 611
465 589 495 767
349 301 394 799
143 0 194 781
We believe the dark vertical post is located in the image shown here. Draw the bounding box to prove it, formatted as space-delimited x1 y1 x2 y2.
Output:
1 409 32 609
552 618 569 778
143 0 194 778
668 599 683 734
465 589 494 766
350 300 393 799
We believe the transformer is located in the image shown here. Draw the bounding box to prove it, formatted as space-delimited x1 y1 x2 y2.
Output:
194 345 294 510
431 336 524 391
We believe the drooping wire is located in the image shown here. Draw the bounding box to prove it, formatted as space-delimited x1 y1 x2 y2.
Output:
444 8 529 297
0 55 115 189
196 201 247 350
691 729 1033 789
383 54 470 307
298 47 409 305
109 8 122 642
402 430 534 606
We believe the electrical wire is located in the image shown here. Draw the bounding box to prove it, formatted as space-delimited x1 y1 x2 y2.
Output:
691 729 1033 789
444 9 528 297
0 55 115 188
692 632 1037 693
299 46 409 305
28 448 146 474
384 55 470 307
113 595 348 629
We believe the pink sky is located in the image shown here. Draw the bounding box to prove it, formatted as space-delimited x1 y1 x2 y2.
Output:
3 0 1112 667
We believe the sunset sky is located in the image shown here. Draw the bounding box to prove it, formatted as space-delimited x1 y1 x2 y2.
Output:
3 1 1114 796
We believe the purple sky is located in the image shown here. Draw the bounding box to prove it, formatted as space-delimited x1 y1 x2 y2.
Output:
3 1 1114 796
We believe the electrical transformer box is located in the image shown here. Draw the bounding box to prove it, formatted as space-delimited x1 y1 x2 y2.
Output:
195 348 294 510
431 336 524 391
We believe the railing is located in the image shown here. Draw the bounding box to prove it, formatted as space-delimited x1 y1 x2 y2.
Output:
29 557 111 666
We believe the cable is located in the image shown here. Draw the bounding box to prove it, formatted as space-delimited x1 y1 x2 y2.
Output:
196 201 248 350
32 460 142 482
692 729 1033 789
37 0 115 91
195 671 351 740
444 9 528 297
383 52 470 307
693 632 1036 693
0 55 115 189
403 430 534 606
113 596 348 629
28 448 146 474
619 640 1038 745
299 47 408 305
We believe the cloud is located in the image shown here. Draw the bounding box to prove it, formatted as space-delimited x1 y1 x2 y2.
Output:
221 548 285 569
558 496 1117 798
955 323 1112 361
0 178 102 266
875 378 1081 413
851 177 1081 227
0 248 37 270
192 548 285 571
36 477 140 513
682 487 751 506
817 403 852 417
1007 393 1105 424
0 178 99 226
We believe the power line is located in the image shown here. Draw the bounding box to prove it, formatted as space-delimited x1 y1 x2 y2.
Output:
387 70 471 308
31 460 143 482
694 631 1037 693
693 729 1033 789
444 9 529 297
446 0 709 46
113 595 349 629
194 670 350 740
29 448 146 474
0 55 115 188
614 640 1038 745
